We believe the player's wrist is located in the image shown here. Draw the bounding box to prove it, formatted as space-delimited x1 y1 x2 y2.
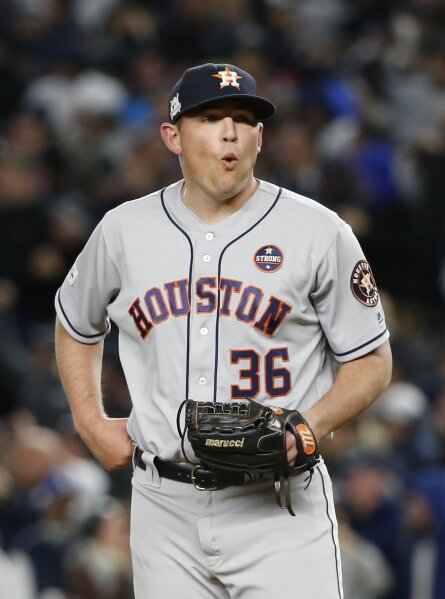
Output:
300 411 324 443
74 411 108 441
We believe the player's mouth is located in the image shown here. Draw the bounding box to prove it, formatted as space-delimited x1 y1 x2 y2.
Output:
221 152 238 169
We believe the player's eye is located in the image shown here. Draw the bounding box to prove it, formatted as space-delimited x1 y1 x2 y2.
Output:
200 113 257 125
233 113 251 124
234 114 258 126
202 114 220 122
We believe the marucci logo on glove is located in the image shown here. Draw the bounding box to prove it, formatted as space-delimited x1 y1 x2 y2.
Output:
205 438 245 448
295 424 317 455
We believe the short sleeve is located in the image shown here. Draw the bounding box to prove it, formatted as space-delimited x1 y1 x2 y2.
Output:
55 219 121 344
311 222 389 362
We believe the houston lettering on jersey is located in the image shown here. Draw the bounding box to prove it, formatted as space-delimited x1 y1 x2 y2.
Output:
128 277 292 340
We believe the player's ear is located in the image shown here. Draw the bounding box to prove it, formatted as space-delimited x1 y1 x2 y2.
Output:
160 122 182 156
257 122 264 154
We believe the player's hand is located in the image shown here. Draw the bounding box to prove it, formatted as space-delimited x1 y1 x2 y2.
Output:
80 417 134 471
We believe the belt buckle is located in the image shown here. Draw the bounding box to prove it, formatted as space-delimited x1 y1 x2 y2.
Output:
191 466 218 491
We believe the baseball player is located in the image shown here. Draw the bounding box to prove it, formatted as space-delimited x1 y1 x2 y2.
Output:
54 63 392 598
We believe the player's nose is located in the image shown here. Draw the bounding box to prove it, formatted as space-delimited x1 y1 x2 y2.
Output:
221 117 237 142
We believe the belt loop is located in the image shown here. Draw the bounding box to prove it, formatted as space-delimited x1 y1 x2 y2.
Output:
143 453 161 487
133 448 161 488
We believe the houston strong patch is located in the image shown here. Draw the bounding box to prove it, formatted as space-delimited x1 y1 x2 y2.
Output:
254 245 283 273
350 260 379 306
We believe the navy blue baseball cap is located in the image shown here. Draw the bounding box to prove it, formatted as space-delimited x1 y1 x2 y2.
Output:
168 63 275 124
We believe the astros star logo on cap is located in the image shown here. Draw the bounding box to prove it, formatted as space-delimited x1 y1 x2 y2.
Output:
212 66 242 90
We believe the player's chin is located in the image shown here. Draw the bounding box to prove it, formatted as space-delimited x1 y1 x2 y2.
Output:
217 172 238 189
218 168 248 190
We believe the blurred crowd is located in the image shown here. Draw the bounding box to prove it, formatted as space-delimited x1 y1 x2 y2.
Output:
0 0 445 598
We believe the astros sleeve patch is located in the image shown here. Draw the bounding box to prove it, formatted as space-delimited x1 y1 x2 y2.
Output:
350 260 379 307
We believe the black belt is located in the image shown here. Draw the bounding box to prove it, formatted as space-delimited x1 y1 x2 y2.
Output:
135 447 261 491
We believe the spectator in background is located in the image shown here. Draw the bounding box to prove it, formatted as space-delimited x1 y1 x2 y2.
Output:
0 154 50 290
339 454 405 583
0 419 114 596
337 503 393 599
372 381 441 479
65 497 133 599
1 423 68 550
0 544 35 599
399 469 445 599
10 471 80 595
389 34 445 150
433 346 445 463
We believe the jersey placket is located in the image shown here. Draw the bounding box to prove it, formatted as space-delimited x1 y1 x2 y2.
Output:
188 227 220 402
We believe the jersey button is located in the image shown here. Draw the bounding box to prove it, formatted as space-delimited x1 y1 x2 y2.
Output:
203 254 211 262
205 232 214 241
200 327 208 336
198 377 207 385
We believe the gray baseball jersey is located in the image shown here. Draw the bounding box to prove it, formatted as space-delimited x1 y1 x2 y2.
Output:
55 179 389 461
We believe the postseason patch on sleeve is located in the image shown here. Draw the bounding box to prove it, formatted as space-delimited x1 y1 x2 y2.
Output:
350 260 379 306
67 264 78 286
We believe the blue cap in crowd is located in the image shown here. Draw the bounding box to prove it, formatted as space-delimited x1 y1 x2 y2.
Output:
168 63 275 124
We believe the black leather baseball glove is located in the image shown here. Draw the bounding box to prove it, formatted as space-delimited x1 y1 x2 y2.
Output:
184 398 320 514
